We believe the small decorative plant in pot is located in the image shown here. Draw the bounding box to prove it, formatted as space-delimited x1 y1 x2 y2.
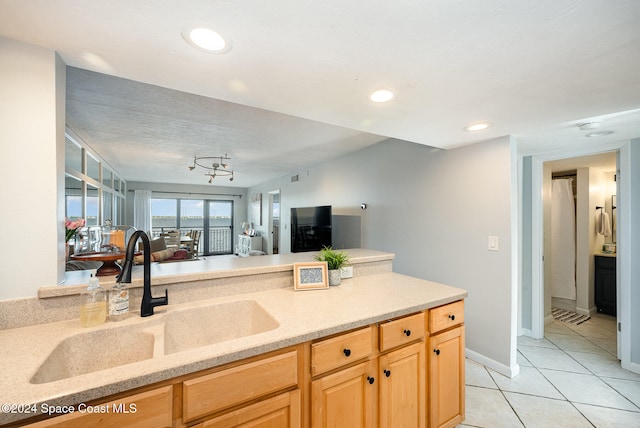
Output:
314 246 350 286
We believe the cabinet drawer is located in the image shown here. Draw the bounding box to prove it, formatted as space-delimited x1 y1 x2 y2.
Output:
379 312 425 352
183 350 298 422
25 385 173 428
311 326 375 376
199 390 301 428
429 301 464 334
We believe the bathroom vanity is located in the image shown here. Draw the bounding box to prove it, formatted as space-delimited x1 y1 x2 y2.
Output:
0 250 466 428
594 253 616 316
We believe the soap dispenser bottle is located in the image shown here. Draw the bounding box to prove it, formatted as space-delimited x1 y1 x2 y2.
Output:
108 281 129 321
80 272 107 327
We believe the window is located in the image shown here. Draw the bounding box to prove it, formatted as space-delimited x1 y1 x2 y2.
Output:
151 199 177 236
181 199 204 232
151 197 234 255
86 184 99 226
64 130 126 226
65 175 83 220
65 137 82 173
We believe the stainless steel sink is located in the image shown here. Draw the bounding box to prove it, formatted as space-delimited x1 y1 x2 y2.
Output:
30 327 155 384
163 300 279 354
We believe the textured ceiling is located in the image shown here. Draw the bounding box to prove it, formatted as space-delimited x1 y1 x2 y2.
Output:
65 67 388 187
2 0 640 186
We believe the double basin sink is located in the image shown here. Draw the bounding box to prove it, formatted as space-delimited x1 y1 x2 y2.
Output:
30 300 279 384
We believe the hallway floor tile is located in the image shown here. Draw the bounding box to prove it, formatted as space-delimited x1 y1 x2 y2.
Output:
459 314 640 428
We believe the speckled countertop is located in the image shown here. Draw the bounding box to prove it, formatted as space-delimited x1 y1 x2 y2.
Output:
0 270 466 425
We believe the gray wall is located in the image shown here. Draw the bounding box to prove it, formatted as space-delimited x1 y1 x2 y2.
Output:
249 137 515 370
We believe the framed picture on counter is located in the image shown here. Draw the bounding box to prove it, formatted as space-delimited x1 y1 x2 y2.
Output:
293 262 329 291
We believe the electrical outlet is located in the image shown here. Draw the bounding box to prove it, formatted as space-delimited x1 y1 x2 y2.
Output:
340 266 353 278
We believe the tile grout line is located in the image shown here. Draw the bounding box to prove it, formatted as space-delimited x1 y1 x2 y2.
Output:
515 339 601 427
543 320 640 415
481 363 526 428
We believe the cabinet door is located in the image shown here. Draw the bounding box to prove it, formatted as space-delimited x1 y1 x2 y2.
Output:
311 359 377 428
199 390 301 428
378 342 425 428
595 256 617 316
428 326 465 428
24 385 173 428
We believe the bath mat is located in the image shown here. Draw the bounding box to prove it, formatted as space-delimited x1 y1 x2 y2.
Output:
552 308 591 325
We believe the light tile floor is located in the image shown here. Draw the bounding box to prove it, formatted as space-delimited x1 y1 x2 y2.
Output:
459 314 640 427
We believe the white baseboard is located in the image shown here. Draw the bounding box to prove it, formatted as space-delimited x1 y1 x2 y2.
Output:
466 348 520 378
575 306 591 316
621 359 640 375
518 327 533 337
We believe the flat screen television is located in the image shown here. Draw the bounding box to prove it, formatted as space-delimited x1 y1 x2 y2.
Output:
291 205 332 253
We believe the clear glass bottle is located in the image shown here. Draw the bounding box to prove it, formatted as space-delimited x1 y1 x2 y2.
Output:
80 273 107 327
108 282 129 321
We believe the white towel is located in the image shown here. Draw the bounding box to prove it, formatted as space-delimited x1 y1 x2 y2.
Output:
597 211 612 237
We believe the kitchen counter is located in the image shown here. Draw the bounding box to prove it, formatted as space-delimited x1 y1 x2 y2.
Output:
0 254 466 425
1 249 396 331
43 248 396 298
595 251 617 258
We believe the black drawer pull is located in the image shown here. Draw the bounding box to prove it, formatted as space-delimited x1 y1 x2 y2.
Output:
403 329 411 336
448 314 455 321
434 349 440 355
343 348 351 357
384 369 391 377
367 376 375 384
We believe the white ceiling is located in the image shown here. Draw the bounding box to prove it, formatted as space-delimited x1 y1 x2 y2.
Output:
2 1 640 186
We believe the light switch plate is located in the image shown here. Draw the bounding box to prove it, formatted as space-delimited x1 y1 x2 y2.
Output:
488 235 499 251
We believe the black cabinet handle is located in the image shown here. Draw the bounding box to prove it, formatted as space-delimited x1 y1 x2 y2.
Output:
367 376 375 384
434 349 440 355
448 314 455 321
343 348 351 357
384 369 391 377
404 329 411 336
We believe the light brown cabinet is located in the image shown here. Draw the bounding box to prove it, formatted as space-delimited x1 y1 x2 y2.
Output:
182 350 299 423
310 312 427 428
428 301 465 428
197 390 301 428
378 342 425 428
311 359 377 428
24 385 174 428
20 301 464 428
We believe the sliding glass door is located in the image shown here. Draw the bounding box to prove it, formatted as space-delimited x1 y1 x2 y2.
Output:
208 200 233 255
151 198 234 255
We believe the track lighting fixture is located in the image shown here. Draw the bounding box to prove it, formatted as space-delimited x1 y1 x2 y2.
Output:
188 155 234 183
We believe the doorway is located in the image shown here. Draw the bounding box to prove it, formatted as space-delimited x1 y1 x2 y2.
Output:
543 153 618 357
522 140 638 374
268 190 280 255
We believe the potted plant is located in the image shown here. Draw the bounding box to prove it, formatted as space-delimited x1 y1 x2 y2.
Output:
314 246 350 286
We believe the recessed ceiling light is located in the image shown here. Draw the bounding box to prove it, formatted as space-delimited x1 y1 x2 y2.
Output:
578 122 601 131
464 122 490 132
182 24 231 54
370 89 394 103
585 130 614 137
